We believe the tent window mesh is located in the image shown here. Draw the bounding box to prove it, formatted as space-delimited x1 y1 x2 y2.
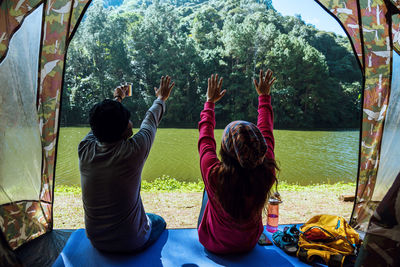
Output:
0 6 43 205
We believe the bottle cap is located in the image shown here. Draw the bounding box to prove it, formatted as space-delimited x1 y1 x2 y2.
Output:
268 192 282 204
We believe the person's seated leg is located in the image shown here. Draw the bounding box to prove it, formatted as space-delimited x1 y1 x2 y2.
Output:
197 190 208 228
137 213 166 251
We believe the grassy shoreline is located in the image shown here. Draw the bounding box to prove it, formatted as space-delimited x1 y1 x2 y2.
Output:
55 175 356 194
54 177 356 229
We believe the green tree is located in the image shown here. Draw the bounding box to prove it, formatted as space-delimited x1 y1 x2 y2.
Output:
63 0 136 124
62 0 362 129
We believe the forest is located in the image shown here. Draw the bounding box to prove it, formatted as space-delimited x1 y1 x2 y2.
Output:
62 0 363 129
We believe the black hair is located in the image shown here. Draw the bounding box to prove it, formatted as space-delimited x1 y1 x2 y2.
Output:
210 147 278 222
89 99 131 142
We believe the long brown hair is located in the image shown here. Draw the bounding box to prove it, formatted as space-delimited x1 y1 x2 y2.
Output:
211 146 279 223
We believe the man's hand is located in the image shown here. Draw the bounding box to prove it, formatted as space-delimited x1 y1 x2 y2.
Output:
207 74 226 103
155 76 175 101
254 69 276 96
113 84 131 102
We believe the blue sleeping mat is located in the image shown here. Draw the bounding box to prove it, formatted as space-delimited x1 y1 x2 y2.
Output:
53 226 310 267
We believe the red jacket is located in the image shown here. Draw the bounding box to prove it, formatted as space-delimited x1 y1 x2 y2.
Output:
197 95 275 254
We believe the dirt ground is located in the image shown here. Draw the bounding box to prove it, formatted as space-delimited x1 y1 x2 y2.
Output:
54 187 354 229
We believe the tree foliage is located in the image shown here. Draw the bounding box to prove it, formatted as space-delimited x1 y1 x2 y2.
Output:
62 0 362 128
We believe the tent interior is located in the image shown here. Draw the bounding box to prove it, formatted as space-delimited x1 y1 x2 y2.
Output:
1 0 400 266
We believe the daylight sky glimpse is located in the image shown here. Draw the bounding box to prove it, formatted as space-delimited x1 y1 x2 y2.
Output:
271 0 346 36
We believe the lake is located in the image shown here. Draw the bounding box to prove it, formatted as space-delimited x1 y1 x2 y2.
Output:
56 128 359 186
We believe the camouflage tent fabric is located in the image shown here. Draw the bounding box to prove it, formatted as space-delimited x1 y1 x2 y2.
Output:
393 14 400 53
315 0 400 231
0 0 90 250
390 0 400 9
0 0 399 252
0 0 42 61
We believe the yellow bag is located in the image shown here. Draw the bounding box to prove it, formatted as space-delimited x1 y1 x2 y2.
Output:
297 215 361 267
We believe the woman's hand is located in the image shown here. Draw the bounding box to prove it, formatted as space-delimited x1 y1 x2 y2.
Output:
155 75 175 101
254 69 276 96
207 74 226 103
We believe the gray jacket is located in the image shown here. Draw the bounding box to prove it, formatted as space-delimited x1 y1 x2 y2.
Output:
78 99 165 252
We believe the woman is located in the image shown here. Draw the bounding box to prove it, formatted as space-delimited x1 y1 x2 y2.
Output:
197 69 278 254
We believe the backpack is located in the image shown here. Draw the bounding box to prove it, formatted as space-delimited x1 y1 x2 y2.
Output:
297 215 362 267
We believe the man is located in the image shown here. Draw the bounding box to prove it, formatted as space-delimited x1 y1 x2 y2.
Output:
78 76 175 252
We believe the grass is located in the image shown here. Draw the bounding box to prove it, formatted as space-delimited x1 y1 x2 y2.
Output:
55 175 205 195
141 175 204 192
55 176 356 195
276 181 356 192
54 176 356 229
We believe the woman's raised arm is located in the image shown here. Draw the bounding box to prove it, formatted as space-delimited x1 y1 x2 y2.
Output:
254 69 276 160
198 74 225 181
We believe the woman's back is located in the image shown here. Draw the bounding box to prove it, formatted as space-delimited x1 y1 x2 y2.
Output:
197 71 277 253
198 164 264 253
211 151 277 223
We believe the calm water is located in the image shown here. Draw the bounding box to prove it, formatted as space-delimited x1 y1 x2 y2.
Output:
56 128 359 185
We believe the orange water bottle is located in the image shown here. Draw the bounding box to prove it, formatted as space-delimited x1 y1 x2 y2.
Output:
266 192 282 233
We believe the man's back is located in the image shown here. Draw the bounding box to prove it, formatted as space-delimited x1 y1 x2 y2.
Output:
79 133 150 252
79 97 166 252
78 76 173 253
